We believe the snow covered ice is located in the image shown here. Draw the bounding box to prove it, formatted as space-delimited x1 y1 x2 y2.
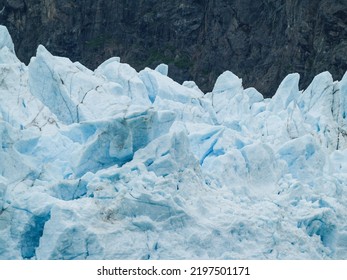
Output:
0 25 347 259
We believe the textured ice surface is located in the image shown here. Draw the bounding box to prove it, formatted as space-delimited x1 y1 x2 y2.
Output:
1 25 347 259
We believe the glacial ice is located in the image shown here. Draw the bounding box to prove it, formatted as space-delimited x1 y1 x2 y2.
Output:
0 25 347 259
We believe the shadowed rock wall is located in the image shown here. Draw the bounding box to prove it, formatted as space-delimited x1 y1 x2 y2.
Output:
1 0 346 96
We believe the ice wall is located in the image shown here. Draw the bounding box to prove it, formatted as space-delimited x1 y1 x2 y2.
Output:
1 25 347 260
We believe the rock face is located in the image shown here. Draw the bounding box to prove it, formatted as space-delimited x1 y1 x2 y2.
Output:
1 0 346 96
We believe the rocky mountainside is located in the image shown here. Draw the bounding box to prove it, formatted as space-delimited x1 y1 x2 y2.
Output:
1 0 346 96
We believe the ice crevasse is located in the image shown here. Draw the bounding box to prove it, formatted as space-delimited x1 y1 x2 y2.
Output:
0 25 347 259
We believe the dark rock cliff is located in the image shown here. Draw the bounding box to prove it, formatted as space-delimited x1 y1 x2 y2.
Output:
1 0 346 96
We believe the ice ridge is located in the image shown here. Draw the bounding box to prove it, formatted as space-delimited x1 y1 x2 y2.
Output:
0 25 347 259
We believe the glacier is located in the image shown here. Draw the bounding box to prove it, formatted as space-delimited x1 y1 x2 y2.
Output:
0 25 347 259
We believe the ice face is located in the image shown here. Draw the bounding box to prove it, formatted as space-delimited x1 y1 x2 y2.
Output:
0 26 15 54
95 57 151 106
268 73 301 112
1 24 347 259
